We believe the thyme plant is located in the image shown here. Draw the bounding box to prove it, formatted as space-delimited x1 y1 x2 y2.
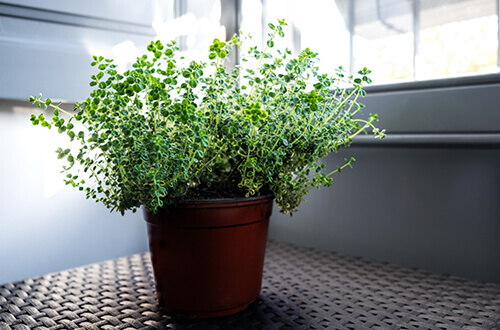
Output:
30 20 385 215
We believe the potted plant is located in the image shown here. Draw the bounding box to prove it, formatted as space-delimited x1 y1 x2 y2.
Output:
30 19 385 318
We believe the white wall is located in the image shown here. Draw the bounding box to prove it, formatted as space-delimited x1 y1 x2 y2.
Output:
0 0 225 284
0 0 169 284
0 0 166 101
0 100 149 285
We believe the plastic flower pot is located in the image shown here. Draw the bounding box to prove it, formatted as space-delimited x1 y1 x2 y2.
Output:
143 194 274 319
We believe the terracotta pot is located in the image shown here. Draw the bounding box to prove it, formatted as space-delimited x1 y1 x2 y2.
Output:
143 194 274 319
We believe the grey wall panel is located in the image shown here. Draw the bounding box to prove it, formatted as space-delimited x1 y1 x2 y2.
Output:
268 146 500 283
0 99 149 285
361 81 500 134
0 0 163 285
0 1 163 101
0 0 159 28
273 79 500 284
0 0 222 285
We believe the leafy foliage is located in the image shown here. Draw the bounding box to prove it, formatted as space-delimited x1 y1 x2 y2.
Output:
30 19 385 215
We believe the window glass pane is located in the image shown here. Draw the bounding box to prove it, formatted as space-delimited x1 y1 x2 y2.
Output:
240 0 263 47
245 0 498 86
351 0 498 84
295 0 350 74
417 0 498 80
153 0 223 61
244 0 350 75
353 0 415 84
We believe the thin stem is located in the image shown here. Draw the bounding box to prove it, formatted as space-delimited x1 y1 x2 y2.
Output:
325 159 354 177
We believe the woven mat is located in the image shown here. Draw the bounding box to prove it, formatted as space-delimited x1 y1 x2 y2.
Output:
1 241 499 329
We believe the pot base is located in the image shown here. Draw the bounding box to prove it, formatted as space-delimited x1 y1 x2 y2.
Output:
160 299 256 319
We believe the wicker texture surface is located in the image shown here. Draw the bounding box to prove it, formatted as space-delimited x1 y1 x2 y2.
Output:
1 241 499 329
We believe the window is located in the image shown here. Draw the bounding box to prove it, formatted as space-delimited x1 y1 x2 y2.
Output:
242 0 350 75
2 0 498 100
0 0 223 101
244 0 499 85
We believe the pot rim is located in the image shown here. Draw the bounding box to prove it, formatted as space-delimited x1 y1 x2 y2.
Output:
179 193 274 205
143 193 275 227
143 194 275 213
170 193 274 209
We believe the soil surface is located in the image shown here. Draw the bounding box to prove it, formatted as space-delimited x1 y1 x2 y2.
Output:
180 181 271 201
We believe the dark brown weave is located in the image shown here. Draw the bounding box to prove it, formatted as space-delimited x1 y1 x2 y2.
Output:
1 241 499 329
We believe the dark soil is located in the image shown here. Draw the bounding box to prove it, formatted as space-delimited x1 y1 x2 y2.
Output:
180 181 271 201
